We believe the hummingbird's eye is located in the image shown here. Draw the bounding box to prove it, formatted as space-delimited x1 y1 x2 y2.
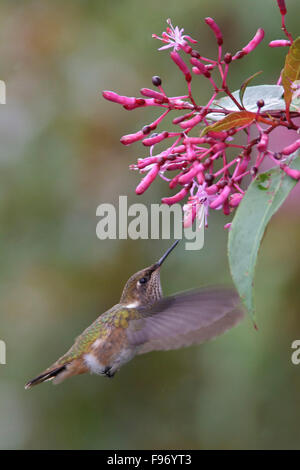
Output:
138 277 148 285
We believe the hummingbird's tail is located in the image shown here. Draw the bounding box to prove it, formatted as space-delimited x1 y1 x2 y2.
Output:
25 364 67 390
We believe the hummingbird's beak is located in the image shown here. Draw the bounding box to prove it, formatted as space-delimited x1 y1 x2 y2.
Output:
157 240 179 267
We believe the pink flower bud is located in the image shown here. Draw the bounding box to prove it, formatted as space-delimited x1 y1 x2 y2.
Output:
229 193 243 207
190 58 211 77
197 172 205 184
184 137 208 145
257 134 269 152
224 223 232 230
232 50 246 60
269 40 291 47
102 91 136 107
181 44 192 54
120 130 145 145
166 162 188 171
172 145 186 154
172 112 194 125
206 184 219 195
136 164 160 194
180 113 203 130
123 98 146 110
281 166 300 180
178 163 204 184
224 53 232 64
281 139 300 155
235 155 250 177
170 51 192 82
140 88 168 102
210 185 231 209
142 131 169 146
137 156 161 169
211 141 227 150
184 35 198 45
169 174 180 189
277 0 287 15
242 28 265 55
183 202 198 228
192 67 202 75
162 187 189 205
204 17 223 46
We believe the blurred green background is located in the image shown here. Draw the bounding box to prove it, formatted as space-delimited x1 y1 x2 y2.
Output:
0 0 299 450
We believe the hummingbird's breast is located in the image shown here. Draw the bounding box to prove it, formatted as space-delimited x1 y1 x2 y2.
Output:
82 306 140 376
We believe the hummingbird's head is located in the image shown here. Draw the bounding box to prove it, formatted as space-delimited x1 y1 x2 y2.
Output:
120 240 179 308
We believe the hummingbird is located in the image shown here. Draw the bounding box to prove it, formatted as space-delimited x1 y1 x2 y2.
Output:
25 240 244 389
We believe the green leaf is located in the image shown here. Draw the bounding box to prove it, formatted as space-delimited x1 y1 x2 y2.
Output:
201 111 256 136
206 85 285 122
282 37 300 111
239 71 263 108
228 151 300 319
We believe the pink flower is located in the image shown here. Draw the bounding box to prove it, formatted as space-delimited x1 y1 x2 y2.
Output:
229 193 243 208
269 39 291 48
210 185 231 209
162 187 190 205
183 198 201 227
281 139 300 155
170 51 192 82
152 19 197 52
183 184 223 228
204 17 223 46
103 9 300 231
242 28 265 55
136 164 160 194
257 134 269 152
281 165 300 181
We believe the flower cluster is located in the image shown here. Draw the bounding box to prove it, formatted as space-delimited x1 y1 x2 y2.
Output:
103 0 300 228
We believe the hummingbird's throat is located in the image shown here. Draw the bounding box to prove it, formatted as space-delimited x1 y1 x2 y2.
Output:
124 301 140 308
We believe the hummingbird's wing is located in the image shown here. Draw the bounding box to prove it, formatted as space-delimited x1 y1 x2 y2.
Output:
127 288 244 354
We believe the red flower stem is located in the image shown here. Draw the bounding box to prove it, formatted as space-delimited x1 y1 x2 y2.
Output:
255 151 267 168
281 15 293 42
187 81 197 107
171 95 190 100
153 109 170 127
217 61 224 80
234 171 251 183
208 76 219 92
232 158 242 179
218 45 222 64
221 64 229 88
233 182 245 194
213 158 238 177
157 84 167 96
223 86 243 110
204 92 218 111
166 135 184 155
198 56 217 64
228 144 247 150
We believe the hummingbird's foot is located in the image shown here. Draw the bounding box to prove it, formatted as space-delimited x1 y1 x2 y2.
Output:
104 366 115 378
